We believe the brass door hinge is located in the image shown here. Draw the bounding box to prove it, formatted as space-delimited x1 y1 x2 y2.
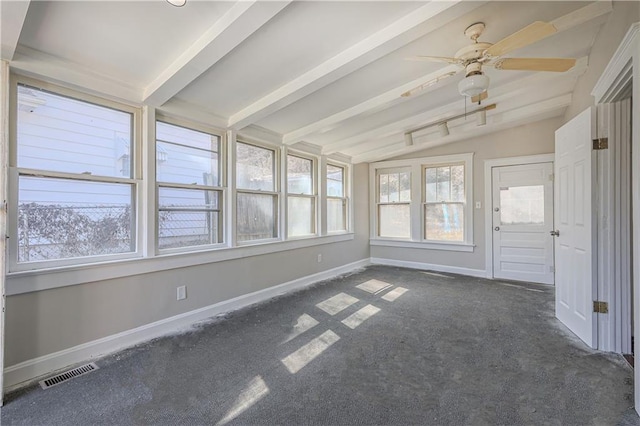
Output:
593 301 609 314
593 138 608 150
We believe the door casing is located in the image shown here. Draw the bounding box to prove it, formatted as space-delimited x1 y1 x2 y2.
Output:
483 154 555 280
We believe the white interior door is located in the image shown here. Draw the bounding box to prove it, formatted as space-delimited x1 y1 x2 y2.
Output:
555 107 597 348
492 163 554 284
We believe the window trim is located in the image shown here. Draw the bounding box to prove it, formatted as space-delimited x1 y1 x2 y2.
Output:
376 167 412 239
154 118 226 254
285 150 318 239
234 138 280 245
5 74 357 280
369 153 474 251
8 75 142 272
326 161 350 234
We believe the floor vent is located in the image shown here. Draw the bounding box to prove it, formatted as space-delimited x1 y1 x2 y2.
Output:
39 363 99 390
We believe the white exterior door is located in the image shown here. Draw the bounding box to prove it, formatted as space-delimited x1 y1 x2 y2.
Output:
492 163 554 284
554 107 597 348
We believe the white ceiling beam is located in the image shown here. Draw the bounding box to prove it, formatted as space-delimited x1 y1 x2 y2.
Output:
322 58 587 156
352 94 572 163
1 0 30 61
282 64 461 146
284 1 606 146
143 1 291 106
550 0 612 32
228 1 486 130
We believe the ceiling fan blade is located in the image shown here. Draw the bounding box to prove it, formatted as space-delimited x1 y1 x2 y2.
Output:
471 91 488 103
406 55 462 65
400 71 458 97
484 21 557 58
493 57 576 72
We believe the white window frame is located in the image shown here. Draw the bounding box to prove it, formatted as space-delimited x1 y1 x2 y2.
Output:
375 167 412 239
326 161 350 234
285 150 318 239
234 138 280 244
155 116 226 254
8 75 142 272
369 153 474 252
4 77 356 292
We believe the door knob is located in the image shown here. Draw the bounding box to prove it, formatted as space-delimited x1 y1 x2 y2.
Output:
494 226 500 231
550 230 560 237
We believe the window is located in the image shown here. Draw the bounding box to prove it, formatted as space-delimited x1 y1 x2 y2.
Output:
327 164 347 232
13 83 137 267
287 154 316 237
156 121 223 250
370 153 473 250
424 164 465 241
236 141 278 242
377 169 411 238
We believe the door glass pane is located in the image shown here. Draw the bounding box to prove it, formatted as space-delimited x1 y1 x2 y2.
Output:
379 204 410 238
425 203 464 241
500 185 545 225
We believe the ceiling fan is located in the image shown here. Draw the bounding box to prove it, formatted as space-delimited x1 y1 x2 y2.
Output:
402 21 577 101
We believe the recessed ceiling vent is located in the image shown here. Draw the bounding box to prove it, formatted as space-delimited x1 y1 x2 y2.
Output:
39 363 99 390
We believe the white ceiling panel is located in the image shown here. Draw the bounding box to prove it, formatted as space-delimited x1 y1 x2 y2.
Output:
7 0 620 162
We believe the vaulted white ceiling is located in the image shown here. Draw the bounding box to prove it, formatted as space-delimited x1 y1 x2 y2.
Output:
1 1 612 163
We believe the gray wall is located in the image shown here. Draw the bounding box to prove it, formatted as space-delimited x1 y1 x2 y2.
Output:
564 1 640 122
370 117 561 271
4 163 370 367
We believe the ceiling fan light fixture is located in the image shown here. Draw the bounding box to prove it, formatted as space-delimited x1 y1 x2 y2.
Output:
458 73 490 98
166 0 186 7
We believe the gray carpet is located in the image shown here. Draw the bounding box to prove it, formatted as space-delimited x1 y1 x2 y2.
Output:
2 265 638 425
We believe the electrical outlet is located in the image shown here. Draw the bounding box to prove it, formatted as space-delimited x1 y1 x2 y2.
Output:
177 285 187 300
317 254 322 263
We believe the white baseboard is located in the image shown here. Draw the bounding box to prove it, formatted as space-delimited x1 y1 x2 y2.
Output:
3 258 370 392
370 257 486 278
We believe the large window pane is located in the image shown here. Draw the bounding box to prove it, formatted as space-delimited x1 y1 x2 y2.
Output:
237 193 277 241
379 204 410 238
156 121 220 187
450 165 464 202
236 142 275 191
288 197 315 237
327 165 344 197
500 185 544 225
17 84 132 178
158 187 221 249
287 155 312 194
18 176 133 262
379 171 410 203
425 165 464 203
327 198 345 232
425 203 464 241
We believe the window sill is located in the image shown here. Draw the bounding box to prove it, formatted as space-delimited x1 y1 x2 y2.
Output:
6 233 355 296
370 238 475 252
